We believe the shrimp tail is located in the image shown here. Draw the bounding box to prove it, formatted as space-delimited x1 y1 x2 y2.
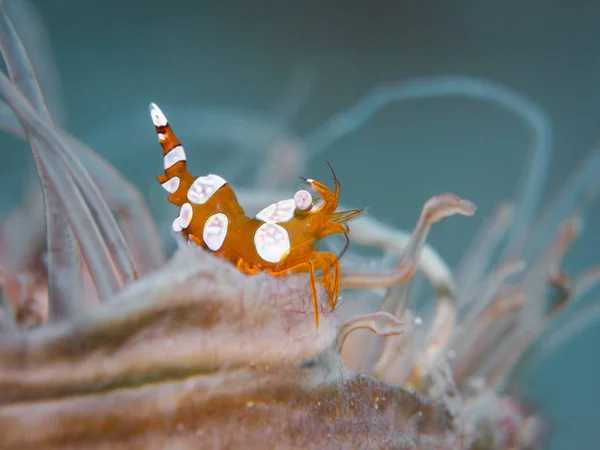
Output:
149 103 192 205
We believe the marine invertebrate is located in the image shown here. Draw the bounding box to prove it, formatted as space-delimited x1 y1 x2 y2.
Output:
0 2 598 449
151 102 365 326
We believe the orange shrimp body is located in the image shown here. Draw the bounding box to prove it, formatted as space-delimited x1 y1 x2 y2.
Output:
150 103 364 327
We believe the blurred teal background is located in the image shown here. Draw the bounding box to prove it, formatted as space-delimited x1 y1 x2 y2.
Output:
1 1 599 448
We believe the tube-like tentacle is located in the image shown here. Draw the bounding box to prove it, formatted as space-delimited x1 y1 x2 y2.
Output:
336 311 404 354
518 149 600 264
358 280 413 374
0 2 49 122
572 266 600 307
341 193 476 289
342 194 475 378
0 2 83 321
477 218 581 386
452 288 524 383
304 76 552 258
0 71 121 301
0 5 137 291
459 260 525 332
455 203 515 304
65 134 166 275
5 0 66 125
0 101 165 275
509 297 600 383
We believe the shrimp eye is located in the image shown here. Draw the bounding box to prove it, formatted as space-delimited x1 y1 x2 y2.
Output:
294 189 313 211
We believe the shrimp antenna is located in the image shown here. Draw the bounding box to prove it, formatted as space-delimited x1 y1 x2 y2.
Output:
337 229 351 261
325 160 335 175
325 160 341 196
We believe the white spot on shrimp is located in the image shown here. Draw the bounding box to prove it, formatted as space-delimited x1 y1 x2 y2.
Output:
172 217 182 233
149 102 167 127
179 203 193 229
293 189 312 211
158 133 166 141
203 212 229 251
255 198 296 223
164 146 186 170
161 176 180 194
187 174 227 204
254 223 290 263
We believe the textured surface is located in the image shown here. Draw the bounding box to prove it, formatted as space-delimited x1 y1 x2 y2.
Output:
0 249 453 449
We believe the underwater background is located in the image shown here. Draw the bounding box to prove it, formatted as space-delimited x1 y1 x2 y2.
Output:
1 1 599 448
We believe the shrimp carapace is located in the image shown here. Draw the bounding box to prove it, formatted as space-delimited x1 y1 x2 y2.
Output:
150 102 365 327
